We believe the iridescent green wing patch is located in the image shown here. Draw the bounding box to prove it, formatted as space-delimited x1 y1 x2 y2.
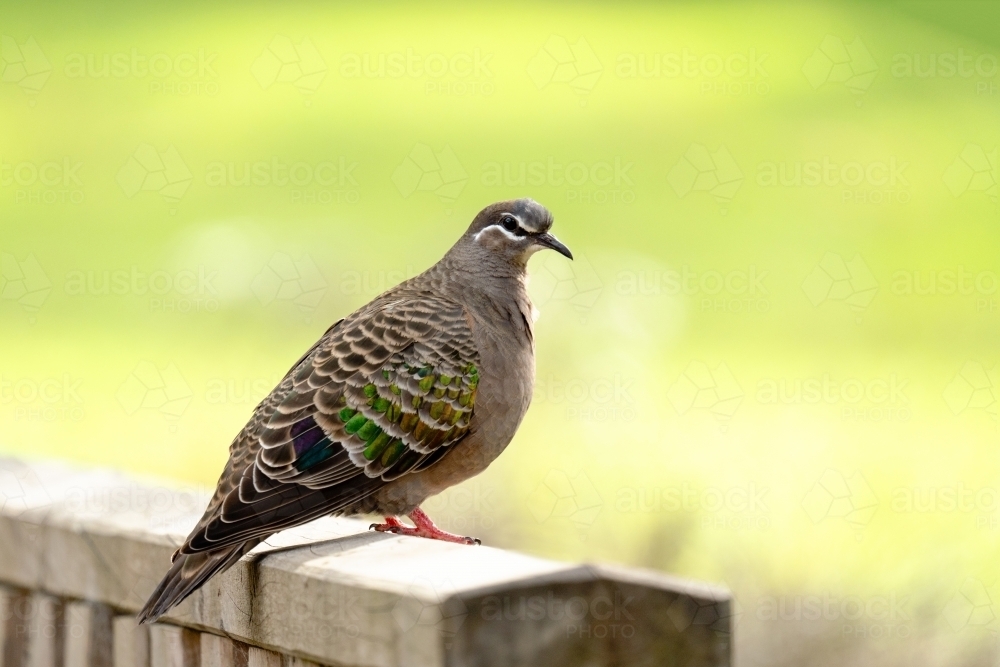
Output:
333 357 479 479
255 295 480 491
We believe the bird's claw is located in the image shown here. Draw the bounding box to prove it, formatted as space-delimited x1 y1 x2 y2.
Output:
369 514 480 545
369 521 401 534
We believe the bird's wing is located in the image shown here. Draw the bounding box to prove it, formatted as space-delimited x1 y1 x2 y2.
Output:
179 290 480 556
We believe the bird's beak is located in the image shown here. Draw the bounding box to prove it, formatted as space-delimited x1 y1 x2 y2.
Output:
535 233 573 260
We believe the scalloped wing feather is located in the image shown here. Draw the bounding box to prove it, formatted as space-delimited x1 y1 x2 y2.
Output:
179 291 480 556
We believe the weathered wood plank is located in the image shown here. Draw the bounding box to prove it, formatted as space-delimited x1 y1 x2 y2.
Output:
113 615 150 667
0 458 732 667
200 633 247 667
25 594 63 667
64 601 113 667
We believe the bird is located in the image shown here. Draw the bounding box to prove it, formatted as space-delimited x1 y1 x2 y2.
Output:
137 198 572 624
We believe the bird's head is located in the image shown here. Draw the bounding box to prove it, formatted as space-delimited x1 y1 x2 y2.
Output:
462 199 573 267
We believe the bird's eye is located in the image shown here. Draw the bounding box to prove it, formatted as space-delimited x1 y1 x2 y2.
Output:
501 215 519 232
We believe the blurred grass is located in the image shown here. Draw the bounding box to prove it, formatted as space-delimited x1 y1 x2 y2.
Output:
2 1 1000 664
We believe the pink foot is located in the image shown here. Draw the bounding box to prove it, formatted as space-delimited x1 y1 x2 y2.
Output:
370 507 481 545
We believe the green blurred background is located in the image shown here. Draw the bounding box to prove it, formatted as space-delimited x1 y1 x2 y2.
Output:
2 1 999 664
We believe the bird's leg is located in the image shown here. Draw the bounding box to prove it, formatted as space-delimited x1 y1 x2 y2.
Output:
408 507 481 545
370 507 481 545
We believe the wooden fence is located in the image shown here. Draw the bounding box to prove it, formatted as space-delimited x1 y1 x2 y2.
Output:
0 458 731 667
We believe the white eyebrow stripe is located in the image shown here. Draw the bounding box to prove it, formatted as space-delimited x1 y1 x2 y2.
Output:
516 215 544 233
474 224 520 243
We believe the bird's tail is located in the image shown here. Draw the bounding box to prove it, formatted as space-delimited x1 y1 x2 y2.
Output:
137 541 258 624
